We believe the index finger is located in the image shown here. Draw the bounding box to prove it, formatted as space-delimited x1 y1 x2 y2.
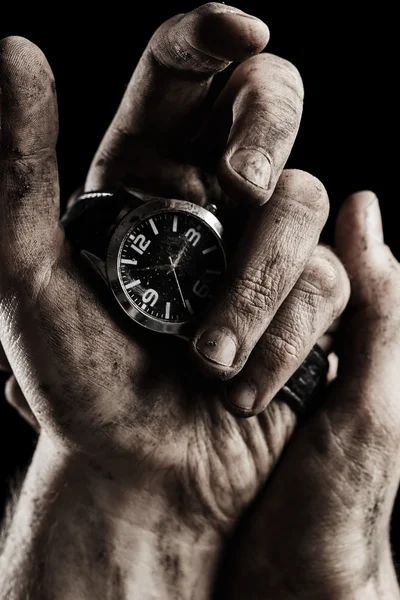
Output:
86 2 269 189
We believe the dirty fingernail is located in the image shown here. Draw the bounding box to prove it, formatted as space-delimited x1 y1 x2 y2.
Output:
196 329 237 367
230 148 271 189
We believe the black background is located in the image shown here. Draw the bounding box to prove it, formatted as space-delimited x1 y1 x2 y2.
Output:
1 0 399 559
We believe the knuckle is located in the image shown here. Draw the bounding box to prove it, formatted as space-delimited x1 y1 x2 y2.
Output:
149 16 193 70
263 53 304 98
150 5 228 73
233 95 300 145
301 247 350 314
227 267 279 322
277 169 330 220
263 328 301 367
244 53 304 100
266 97 301 137
233 56 303 140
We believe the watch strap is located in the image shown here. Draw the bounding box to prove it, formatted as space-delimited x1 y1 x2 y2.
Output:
61 189 143 260
279 344 329 417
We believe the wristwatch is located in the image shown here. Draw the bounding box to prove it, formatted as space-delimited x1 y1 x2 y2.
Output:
62 187 330 417
61 188 227 338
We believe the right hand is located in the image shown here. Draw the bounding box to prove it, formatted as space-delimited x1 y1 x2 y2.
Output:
0 3 348 543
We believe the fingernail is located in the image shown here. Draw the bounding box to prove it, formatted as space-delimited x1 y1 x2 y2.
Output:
365 193 384 243
228 381 257 410
230 148 271 189
196 329 237 367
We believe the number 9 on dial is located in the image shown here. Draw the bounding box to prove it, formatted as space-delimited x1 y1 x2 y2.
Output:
106 199 227 337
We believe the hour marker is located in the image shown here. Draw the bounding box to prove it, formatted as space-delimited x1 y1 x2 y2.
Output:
165 301 171 319
131 244 143 255
172 215 178 232
206 269 221 275
125 279 141 289
121 258 138 265
186 228 201 246
141 303 147 309
149 218 159 235
185 299 194 315
202 245 217 255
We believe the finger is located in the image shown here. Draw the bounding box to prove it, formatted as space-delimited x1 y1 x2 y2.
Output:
316 316 341 353
329 191 400 436
326 351 339 383
0 38 153 443
191 170 329 379
86 3 269 193
305 191 400 541
5 375 40 432
317 318 341 383
196 53 303 206
0 37 62 285
222 193 400 599
223 245 349 417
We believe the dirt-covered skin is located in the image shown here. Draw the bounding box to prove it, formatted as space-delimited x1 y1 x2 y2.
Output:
217 192 400 600
2 5 397 600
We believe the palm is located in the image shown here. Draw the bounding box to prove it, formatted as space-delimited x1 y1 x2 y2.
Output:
0 8 302 535
16 247 289 530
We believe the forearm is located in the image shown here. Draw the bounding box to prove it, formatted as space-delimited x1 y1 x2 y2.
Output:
0 434 223 600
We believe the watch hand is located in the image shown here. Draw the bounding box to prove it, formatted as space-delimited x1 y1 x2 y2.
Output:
169 256 186 307
172 239 189 269
131 264 171 272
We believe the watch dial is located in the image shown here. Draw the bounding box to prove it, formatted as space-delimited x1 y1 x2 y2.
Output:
118 210 226 323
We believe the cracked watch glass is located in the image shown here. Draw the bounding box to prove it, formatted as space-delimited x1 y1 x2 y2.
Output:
106 199 227 336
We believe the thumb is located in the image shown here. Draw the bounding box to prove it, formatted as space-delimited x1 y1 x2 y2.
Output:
326 190 400 521
333 190 400 413
219 191 400 599
0 36 62 289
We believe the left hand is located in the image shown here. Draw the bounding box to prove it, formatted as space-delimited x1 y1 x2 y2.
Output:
222 192 400 600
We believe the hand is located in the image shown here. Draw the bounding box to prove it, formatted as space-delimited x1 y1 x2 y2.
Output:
172 239 190 270
169 255 186 306
0 4 349 598
222 192 400 599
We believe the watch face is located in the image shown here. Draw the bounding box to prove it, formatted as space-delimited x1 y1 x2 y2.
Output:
113 204 226 332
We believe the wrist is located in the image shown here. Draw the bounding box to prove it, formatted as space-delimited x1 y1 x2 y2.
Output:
0 434 223 600
226 537 400 600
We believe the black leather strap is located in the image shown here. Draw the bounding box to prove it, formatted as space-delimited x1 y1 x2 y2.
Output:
61 188 142 260
279 344 330 417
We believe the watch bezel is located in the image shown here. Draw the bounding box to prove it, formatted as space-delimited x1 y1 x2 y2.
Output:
106 198 226 336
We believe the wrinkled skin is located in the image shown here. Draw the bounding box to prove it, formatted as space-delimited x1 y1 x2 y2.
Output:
0 5 348 536
216 192 400 599
3 4 400 600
